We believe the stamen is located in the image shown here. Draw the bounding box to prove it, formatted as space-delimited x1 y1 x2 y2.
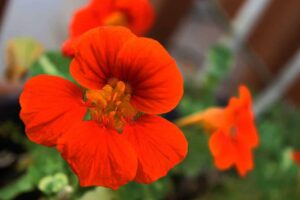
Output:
85 79 137 131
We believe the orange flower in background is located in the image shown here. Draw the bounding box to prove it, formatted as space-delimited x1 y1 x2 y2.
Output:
177 86 259 176
62 0 155 56
292 151 300 166
20 27 187 189
209 86 259 177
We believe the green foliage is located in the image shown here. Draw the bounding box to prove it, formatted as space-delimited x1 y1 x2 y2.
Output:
0 121 28 146
203 43 233 88
175 126 212 177
0 174 34 200
29 51 73 81
79 187 116 200
178 43 234 115
83 109 92 121
0 122 76 200
117 178 171 200
38 173 69 195
0 145 72 200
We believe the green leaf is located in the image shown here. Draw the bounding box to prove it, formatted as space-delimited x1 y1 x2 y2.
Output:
29 51 73 82
83 109 92 121
0 173 34 200
38 173 69 195
208 43 233 72
203 43 233 89
117 178 171 200
79 187 116 200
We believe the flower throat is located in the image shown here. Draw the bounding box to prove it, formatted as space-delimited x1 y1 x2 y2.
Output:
86 78 137 131
103 11 128 27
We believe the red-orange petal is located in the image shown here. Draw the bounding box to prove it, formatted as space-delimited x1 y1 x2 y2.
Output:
62 38 77 57
115 0 155 35
19 75 86 146
115 37 183 114
235 142 254 177
239 85 252 105
70 27 136 89
292 151 300 166
234 85 258 148
70 0 111 37
209 130 235 170
236 111 259 148
71 27 183 114
62 1 102 56
124 115 188 183
57 121 138 189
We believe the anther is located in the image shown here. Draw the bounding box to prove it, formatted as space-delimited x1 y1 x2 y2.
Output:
85 79 137 131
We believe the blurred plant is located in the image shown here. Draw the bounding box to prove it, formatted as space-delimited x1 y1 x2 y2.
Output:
179 43 234 117
38 173 73 199
202 43 233 88
79 187 115 200
5 37 43 83
0 121 77 200
0 144 74 200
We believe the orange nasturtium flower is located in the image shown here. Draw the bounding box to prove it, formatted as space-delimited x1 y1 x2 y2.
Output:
20 27 187 189
292 151 300 166
62 0 155 56
177 86 259 176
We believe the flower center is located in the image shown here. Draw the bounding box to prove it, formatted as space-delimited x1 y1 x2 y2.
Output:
86 78 137 131
103 11 128 27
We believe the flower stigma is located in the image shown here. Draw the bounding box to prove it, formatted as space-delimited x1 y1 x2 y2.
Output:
85 78 137 132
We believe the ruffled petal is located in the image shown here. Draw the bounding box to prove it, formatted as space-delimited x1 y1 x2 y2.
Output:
235 142 254 177
239 85 252 105
292 151 300 166
124 115 187 183
62 0 114 56
70 27 136 89
71 0 112 37
232 85 258 148
116 37 183 114
57 121 138 189
62 38 76 57
19 75 86 146
209 130 235 170
236 111 259 148
116 0 155 35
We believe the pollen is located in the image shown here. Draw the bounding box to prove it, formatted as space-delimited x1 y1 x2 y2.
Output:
86 78 137 131
103 11 128 27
